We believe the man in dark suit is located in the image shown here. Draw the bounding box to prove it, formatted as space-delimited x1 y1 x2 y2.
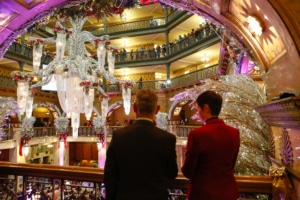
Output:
104 89 178 200
181 90 240 200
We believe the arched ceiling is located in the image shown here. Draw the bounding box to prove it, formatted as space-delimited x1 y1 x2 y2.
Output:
1 0 299 65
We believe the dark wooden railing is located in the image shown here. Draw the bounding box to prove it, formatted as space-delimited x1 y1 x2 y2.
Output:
0 162 272 199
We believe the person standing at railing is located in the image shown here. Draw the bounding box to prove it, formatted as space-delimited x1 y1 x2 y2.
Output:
104 89 178 200
138 77 143 90
130 49 134 61
156 44 161 58
181 90 240 200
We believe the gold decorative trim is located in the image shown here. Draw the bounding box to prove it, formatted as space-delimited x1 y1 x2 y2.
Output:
0 8 20 31
13 0 45 10
194 0 210 7
221 11 269 72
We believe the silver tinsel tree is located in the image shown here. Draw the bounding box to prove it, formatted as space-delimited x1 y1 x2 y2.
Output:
171 75 271 175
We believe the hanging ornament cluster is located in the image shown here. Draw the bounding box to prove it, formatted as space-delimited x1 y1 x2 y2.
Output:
54 117 69 149
19 116 35 156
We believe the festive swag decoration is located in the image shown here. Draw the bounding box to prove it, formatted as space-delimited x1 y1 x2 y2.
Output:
54 117 70 148
93 117 105 149
19 117 36 156
171 75 271 175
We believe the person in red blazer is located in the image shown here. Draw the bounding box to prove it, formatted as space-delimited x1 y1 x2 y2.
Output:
181 90 240 200
104 89 178 200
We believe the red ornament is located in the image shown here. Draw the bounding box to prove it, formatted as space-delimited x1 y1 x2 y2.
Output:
54 25 59 31
31 88 37 94
14 74 20 80
113 6 124 14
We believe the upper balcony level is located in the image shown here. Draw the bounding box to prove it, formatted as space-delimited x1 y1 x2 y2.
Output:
5 22 218 70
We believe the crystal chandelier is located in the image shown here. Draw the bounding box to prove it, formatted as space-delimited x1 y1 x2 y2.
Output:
13 16 135 137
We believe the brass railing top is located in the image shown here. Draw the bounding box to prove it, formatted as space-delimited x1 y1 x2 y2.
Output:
0 161 272 194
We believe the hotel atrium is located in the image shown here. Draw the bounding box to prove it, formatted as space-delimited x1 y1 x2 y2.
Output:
0 0 299 199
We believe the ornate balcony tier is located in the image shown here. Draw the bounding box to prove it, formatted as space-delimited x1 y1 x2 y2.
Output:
254 96 300 128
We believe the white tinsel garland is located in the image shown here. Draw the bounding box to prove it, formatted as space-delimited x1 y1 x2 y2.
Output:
54 117 69 134
21 117 36 138
93 116 104 134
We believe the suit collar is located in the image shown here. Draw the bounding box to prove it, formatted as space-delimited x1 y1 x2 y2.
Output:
135 119 156 126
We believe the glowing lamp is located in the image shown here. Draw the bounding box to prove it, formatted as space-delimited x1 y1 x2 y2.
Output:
247 16 263 36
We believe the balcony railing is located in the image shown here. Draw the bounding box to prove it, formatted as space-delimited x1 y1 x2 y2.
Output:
0 161 273 200
1 125 199 142
94 17 166 35
104 65 218 93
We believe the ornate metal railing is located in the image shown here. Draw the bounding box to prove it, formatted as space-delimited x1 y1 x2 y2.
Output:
94 17 166 35
0 65 218 98
167 9 185 22
170 65 218 87
112 24 216 63
2 125 195 142
0 76 15 88
104 65 218 93
8 42 33 58
6 42 53 64
0 161 273 200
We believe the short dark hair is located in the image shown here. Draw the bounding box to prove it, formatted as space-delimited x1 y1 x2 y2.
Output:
135 89 158 114
196 90 223 116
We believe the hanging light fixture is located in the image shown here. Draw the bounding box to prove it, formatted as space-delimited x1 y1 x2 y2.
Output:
120 82 133 115
201 53 210 62
12 16 135 137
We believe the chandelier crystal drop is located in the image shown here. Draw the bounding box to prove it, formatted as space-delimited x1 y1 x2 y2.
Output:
32 42 44 71
101 98 109 123
25 94 34 118
122 85 132 115
15 16 135 137
17 81 29 116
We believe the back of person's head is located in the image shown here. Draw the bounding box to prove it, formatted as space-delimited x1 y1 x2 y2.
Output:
196 90 223 116
135 89 158 115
